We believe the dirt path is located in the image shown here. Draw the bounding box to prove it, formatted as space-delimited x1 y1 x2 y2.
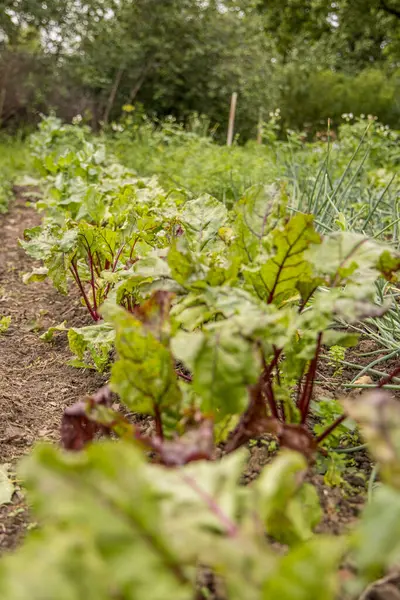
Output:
0 191 105 551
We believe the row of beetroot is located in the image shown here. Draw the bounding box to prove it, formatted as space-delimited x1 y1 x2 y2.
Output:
2 116 400 599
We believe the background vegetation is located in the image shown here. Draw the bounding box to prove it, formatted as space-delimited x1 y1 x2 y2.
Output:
1 0 400 138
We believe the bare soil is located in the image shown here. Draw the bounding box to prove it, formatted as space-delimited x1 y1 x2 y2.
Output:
0 190 105 551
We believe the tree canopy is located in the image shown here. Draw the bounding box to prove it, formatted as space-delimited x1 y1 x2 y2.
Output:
0 0 399 136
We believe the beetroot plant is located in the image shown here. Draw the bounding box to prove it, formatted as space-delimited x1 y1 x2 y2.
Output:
59 184 400 461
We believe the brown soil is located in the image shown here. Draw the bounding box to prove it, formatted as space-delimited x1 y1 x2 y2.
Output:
0 190 105 552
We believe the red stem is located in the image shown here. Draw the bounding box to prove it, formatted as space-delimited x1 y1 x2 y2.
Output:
103 244 126 300
273 346 281 386
299 332 323 424
153 403 164 440
130 237 138 260
87 250 98 313
378 365 400 388
264 378 279 419
176 370 192 383
93 251 102 277
298 286 317 314
272 346 285 421
296 365 306 406
70 261 100 321
261 349 282 419
316 414 346 444
112 244 125 271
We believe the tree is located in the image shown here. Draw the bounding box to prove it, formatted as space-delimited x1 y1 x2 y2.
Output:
257 0 400 70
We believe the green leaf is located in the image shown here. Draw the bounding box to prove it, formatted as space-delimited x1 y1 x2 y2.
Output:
307 232 397 285
20 226 55 260
172 328 260 420
322 330 359 348
102 303 182 428
377 250 400 282
21 226 79 295
355 485 400 581
40 321 67 342
114 254 181 303
68 323 115 372
262 537 346 600
179 194 227 250
0 439 344 600
0 316 11 334
22 267 48 284
167 238 201 287
245 213 321 305
255 451 322 544
234 184 288 261
0 443 193 600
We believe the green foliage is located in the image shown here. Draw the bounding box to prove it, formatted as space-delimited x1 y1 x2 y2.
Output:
39 321 67 342
0 315 11 333
0 442 343 600
103 302 182 431
327 346 346 377
23 118 400 460
258 0 400 69
1 0 400 135
172 327 260 420
21 118 187 363
67 323 115 371
340 389 400 586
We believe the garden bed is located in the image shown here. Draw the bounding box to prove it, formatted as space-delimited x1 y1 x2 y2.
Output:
0 193 372 566
1 119 400 598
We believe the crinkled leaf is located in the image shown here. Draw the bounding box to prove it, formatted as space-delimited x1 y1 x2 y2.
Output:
102 303 182 429
22 267 48 284
40 321 67 342
255 451 322 544
167 238 202 287
179 194 227 250
0 443 193 600
68 323 115 372
245 213 321 305
172 328 260 420
234 184 288 261
308 232 400 285
114 254 180 303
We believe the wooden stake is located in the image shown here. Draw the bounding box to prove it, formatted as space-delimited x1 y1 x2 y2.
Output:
103 65 124 126
257 108 264 144
226 92 238 146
